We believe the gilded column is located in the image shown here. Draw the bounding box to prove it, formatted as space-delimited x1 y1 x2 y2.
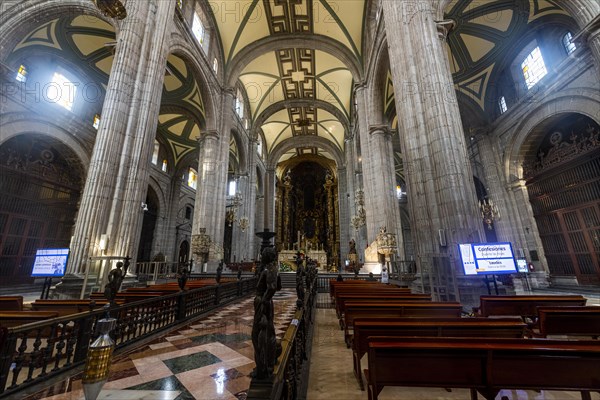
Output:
68 0 175 273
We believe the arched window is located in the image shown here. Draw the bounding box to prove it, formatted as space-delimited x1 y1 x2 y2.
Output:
162 159 168 172
16 64 27 82
93 114 101 129
257 136 263 157
213 58 218 74
187 168 198 189
47 71 77 111
235 89 244 119
498 96 508 114
521 47 547 89
563 32 577 55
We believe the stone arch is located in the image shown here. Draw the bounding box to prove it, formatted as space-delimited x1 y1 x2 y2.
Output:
504 89 600 179
226 34 363 87
252 99 350 138
230 128 248 175
267 136 345 170
0 0 115 62
167 42 219 132
367 36 391 128
0 114 91 169
147 176 166 216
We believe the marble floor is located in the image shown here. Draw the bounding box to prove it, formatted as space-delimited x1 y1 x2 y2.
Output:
22 289 299 400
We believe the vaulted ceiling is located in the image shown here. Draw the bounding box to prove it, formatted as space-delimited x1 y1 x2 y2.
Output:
211 0 366 163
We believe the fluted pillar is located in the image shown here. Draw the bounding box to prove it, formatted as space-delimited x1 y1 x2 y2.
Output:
68 0 175 273
382 1 482 262
264 168 277 232
355 86 403 248
192 130 221 262
337 167 350 262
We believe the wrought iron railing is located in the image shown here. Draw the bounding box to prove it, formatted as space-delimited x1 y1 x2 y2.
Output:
0 278 257 398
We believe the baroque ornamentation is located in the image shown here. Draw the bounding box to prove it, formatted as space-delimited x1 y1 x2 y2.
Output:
93 0 127 19
523 125 600 179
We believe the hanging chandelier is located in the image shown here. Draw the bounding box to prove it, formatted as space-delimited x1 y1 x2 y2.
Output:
93 0 127 20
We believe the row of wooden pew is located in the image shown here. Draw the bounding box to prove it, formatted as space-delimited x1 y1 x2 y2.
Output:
329 279 600 400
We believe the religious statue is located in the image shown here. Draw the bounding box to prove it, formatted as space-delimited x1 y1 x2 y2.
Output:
252 247 282 380
104 262 124 304
349 239 357 254
216 260 224 284
237 268 242 281
177 264 189 290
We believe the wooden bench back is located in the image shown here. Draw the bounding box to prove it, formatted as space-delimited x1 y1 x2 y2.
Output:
336 294 431 316
0 296 23 311
537 306 600 338
0 311 59 328
366 337 600 400
31 300 109 317
478 295 587 318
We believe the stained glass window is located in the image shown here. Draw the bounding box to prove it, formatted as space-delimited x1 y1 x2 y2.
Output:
521 47 547 89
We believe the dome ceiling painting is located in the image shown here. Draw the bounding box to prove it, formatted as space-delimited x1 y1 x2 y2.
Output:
212 0 366 162
8 15 206 167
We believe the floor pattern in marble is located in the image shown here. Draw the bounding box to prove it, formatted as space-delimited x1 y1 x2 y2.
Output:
23 289 298 400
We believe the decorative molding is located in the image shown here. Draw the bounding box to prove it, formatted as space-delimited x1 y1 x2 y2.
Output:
523 125 600 179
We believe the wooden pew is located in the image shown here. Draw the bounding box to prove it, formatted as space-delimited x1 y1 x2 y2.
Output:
330 281 388 298
351 317 526 389
365 337 600 400
89 292 164 303
31 300 111 317
0 311 59 328
473 295 587 321
333 287 412 304
0 296 23 311
335 293 431 319
531 306 600 339
343 302 463 344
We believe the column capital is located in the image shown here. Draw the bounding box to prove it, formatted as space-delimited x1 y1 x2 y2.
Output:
223 87 237 99
436 19 455 41
369 124 392 137
198 130 220 143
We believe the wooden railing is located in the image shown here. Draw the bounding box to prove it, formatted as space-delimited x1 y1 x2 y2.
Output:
0 278 257 398
247 273 318 400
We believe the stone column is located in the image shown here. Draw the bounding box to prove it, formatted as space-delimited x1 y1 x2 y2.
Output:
355 86 403 248
382 1 482 262
263 168 277 232
337 167 350 262
68 0 175 273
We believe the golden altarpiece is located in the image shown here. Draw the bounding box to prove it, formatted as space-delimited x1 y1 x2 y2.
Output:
275 160 339 270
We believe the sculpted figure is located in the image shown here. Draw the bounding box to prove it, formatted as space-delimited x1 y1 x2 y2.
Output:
104 262 124 303
252 247 282 379
349 239 357 254
177 265 189 290
216 260 224 284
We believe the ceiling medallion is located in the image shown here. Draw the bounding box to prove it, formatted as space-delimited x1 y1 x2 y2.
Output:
93 0 127 20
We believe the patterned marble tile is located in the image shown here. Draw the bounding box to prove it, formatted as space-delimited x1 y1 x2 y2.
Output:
163 351 221 374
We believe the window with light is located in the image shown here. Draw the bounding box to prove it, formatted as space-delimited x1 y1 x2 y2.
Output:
151 140 160 165
396 185 403 199
192 12 205 46
16 65 27 82
162 159 168 172
228 180 237 196
235 90 244 119
213 58 218 74
499 96 507 114
257 137 263 157
47 72 77 111
188 168 198 190
177 0 183 9
563 32 577 55
521 47 547 89
93 114 101 129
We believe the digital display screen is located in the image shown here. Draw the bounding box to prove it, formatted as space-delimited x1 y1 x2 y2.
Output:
31 248 69 277
459 243 517 276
